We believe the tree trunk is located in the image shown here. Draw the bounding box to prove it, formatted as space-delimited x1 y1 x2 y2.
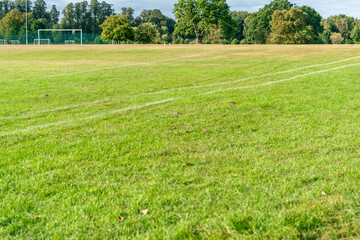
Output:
196 34 203 44
192 20 203 44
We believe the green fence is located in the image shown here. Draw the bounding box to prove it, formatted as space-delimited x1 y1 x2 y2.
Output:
0 30 107 45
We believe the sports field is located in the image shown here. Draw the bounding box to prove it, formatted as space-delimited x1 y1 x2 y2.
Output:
1 45 360 239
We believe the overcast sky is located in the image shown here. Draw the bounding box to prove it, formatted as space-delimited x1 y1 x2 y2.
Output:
47 0 360 19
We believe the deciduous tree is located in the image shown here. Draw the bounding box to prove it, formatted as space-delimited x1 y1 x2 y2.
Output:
135 9 176 42
230 11 249 41
0 8 26 32
244 0 293 44
330 32 344 44
135 22 158 43
173 0 234 44
100 14 134 43
300 5 323 41
270 8 313 44
351 26 360 43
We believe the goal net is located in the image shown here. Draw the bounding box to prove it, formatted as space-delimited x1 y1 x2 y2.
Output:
37 29 83 45
34 39 51 45
0 39 7 45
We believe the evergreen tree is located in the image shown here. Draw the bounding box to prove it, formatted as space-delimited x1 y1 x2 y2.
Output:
49 4 59 26
61 3 75 29
89 0 113 34
14 0 32 13
33 0 48 20
121 7 134 25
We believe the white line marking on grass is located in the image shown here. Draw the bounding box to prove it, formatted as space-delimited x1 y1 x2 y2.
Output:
200 63 360 95
0 99 112 120
2 56 360 121
0 98 177 137
1 62 359 137
141 55 360 95
1 51 219 83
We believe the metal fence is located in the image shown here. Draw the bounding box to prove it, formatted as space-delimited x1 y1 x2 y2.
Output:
0 30 107 45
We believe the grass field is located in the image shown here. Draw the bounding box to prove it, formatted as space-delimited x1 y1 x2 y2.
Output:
1 44 360 239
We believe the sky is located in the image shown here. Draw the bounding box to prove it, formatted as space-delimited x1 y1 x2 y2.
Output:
47 0 360 19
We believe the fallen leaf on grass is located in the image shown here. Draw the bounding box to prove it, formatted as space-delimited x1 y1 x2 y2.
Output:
33 215 39 219
141 209 149 215
183 161 194 167
118 216 125 222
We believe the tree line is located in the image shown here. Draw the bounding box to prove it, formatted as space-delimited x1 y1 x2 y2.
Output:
1 0 360 44
101 0 360 44
171 0 360 44
0 0 113 34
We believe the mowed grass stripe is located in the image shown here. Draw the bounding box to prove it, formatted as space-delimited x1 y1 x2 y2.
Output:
2 54 360 120
0 50 220 83
2 45 360 239
2 62 359 137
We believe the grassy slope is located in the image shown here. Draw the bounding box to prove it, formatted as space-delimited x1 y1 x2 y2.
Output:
1 45 360 239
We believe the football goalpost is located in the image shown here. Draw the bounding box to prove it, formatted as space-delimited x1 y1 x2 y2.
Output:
0 39 7 45
65 40 75 44
38 29 83 45
10 40 20 45
34 39 51 45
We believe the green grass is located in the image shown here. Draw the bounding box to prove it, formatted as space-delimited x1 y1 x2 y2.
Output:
1 44 360 239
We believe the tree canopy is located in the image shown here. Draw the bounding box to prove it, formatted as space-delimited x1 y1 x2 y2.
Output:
135 22 158 44
173 0 235 44
0 9 27 32
270 8 313 44
0 0 360 45
100 14 134 43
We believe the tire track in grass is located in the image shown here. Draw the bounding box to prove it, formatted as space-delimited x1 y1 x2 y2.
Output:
2 55 360 120
1 62 360 137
